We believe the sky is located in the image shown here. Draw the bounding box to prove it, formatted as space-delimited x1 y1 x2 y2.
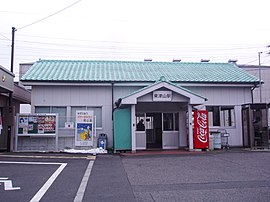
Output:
1 0 270 81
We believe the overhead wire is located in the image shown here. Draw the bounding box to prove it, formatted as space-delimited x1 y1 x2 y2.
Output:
17 0 83 30
0 33 10 41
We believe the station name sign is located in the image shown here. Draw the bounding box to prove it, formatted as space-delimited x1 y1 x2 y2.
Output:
153 90 172 101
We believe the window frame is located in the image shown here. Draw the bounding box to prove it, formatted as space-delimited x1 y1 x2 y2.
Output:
35 106 102 129
206 105 236 128
71 106 102 128
35 106 67 128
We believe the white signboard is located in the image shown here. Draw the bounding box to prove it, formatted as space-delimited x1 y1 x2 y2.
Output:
153 90 172 101
75 111 94 146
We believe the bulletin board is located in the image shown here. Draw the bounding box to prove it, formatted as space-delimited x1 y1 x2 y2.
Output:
17 113 57 136
15 113 59 152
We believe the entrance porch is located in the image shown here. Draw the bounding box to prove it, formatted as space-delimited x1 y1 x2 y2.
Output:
113 78 207 152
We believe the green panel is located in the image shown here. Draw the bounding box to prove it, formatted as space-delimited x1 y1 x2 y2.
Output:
114 107 131 151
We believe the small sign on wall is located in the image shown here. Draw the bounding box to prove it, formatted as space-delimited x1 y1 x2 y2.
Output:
153 90 172 101
65 122 74 129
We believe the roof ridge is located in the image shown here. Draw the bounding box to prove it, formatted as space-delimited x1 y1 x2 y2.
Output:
36 59 232 65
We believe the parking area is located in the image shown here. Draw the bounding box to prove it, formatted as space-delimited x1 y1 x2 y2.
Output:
1 150 270 202
0 154 94 202
122 151 270 202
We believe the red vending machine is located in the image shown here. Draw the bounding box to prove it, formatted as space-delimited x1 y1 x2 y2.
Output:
193 110 209 149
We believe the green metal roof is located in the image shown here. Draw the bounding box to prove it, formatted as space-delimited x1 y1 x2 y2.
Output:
21 60 260 84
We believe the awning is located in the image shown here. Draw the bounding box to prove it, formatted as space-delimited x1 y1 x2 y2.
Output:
119 76 207 106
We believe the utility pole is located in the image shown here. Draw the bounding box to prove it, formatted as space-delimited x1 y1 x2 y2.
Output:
7 27 16 152
258 51 262 103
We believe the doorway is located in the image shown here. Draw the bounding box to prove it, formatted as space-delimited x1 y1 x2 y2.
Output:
145 113 162 149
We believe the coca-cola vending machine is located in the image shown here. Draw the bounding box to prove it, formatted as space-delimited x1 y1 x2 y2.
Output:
193 110 209 149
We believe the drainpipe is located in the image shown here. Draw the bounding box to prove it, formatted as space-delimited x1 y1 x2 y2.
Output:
251 84 257 104
111 82 114 152
112 82 114 121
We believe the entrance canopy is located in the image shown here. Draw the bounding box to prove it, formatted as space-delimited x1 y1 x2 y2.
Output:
120 77 207 106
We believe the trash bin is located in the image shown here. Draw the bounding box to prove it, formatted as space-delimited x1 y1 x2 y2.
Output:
209 133 214 150
212 132 221 149
98 133 107 150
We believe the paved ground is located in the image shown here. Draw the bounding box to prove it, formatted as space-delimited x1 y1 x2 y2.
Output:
0 153 93 202
1 150 270 202
121 150 270 202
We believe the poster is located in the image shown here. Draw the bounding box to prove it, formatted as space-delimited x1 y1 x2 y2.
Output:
18 116 29 134
75 111 94 146
17 114 56 135
193 110 209 149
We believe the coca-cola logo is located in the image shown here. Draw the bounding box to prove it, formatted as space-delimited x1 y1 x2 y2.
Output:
196 111 208 143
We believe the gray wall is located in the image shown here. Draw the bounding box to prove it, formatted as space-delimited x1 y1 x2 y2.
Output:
239 66 270 103
18 83 254 151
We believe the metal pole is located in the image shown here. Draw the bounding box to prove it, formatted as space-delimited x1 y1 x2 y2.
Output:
7 27 16 152
11 27 16 73
258 52 262 103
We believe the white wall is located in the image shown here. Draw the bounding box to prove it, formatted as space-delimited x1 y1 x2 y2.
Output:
189 86 252 147
31 85 114 149
26 84 254 150
188 86 252 105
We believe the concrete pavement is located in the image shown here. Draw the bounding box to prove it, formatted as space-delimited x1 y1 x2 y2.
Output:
87 150 270 202
85 155 136 202
1 149 270 201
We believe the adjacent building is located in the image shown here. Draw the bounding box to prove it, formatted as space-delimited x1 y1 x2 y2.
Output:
0 65 31 151
238 65 270 103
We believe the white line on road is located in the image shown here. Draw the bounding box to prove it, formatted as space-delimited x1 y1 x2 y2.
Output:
0 179 21 190
0 161 67 202
74 161 94 202
0 161 64 165
29 163 67 202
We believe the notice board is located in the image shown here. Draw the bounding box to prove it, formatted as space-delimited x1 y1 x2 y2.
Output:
17 113 57 136
15 113 59 152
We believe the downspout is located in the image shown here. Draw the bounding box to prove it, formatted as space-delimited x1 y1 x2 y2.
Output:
111 82 114 152
251 84 257 104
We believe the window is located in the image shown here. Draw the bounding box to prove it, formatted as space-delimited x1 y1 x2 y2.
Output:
163 113 174 131
71 106 102 128
163 112 179 131
220 106 235 127
35 106 50 113
136 114 145 131
35 106 66 127
206 106 235 127
35 106 102 128
52 107 66 128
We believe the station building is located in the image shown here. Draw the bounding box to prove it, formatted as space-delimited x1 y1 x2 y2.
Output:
20 60 260 152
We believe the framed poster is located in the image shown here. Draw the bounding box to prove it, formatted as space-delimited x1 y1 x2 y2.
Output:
17 114 57 136
15 113 58 152
75 111 94 146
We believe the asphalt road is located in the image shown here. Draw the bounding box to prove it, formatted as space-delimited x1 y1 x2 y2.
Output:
1 150 270 202
0 154 92 202
122 151 270 202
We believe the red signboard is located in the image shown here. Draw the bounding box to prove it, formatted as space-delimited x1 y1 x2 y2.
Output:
193 110 209 149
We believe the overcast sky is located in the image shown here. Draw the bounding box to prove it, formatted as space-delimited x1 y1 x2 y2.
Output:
1 0 270 80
